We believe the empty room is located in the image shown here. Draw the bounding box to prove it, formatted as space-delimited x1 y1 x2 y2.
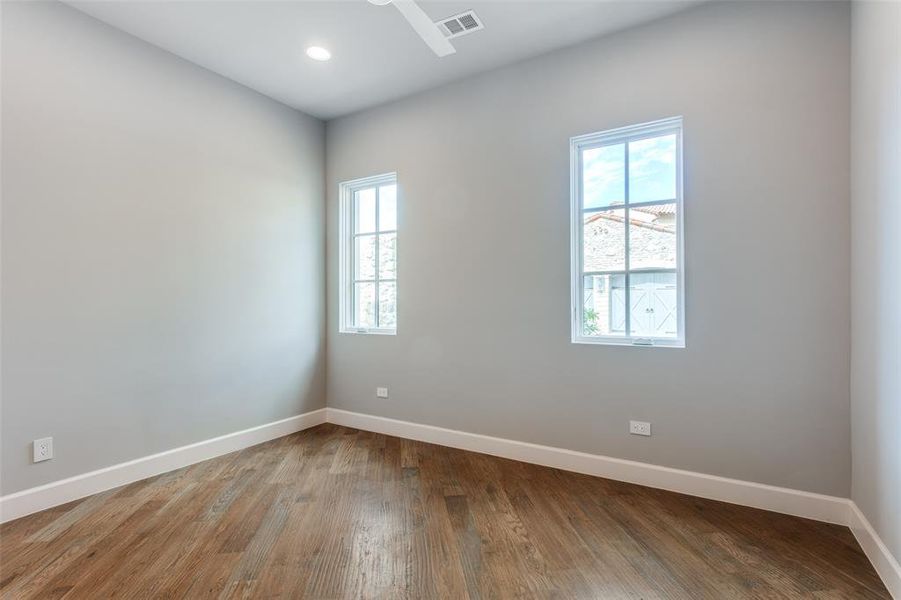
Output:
1 0 899 597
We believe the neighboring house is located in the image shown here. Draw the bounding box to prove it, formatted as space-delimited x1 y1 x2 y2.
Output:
582 204 677 337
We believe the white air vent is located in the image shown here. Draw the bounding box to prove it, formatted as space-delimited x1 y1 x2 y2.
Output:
437 10 484 39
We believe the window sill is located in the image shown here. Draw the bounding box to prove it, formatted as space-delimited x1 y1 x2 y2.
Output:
572 335 685 349
340 328 397 336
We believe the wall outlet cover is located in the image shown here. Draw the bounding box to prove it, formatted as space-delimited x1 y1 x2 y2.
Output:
33 437 53 462
629 421 652 436
376 387 389 399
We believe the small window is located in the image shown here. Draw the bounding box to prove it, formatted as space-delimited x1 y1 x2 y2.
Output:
339 173 398 334
571 117 684 347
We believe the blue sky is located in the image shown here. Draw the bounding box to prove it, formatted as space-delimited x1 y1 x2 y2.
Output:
583 134 676 209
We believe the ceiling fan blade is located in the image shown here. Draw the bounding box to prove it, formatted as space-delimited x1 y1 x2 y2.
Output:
391 0 456 57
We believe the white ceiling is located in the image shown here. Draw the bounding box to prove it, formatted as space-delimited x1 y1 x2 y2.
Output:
67 1 701 120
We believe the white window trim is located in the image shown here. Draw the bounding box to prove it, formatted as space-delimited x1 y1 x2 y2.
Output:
338 172 398 335
570 117 685 348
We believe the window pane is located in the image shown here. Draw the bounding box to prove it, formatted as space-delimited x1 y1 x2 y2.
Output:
628 203 677 270
629 272 678 338
378 282 396 329
582 144 625 209
379 233 396 280
582 275 626 336
629 134 676 204
354 188 376 233
354 282 376 328
583 209 625 272
354 235 376 280
379 185 396 231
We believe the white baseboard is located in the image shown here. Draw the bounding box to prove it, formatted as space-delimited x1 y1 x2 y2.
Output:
848 502 901 598
0 408 327 524
326 408 851 524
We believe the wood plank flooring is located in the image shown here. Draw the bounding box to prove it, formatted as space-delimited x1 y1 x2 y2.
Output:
0 424 890 599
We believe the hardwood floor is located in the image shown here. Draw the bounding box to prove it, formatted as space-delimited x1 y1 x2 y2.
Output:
0 424 890 599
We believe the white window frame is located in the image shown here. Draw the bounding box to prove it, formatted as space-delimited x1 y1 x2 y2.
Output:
339 172 398 335
570 117 685 348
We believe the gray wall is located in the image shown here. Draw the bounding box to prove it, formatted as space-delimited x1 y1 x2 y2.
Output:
326 1 852 496
1 1 326 495
851 1 901 561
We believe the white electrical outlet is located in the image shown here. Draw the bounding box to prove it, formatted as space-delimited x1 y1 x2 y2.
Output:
629 421 651 437
33 437 53 462
376 387 389 399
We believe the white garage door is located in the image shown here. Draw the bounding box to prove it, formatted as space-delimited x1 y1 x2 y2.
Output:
609 272 677 337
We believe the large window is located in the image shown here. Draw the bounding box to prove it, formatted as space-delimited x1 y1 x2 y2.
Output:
339 173 397 334
570 117 684 347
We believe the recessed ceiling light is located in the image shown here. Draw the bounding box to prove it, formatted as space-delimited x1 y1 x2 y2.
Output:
305 46 331 62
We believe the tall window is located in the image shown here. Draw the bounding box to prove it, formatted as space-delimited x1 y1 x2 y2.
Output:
570 117 684 347
339 173 397 334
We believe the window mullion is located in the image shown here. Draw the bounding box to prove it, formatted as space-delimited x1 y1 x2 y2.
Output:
354 229 396 237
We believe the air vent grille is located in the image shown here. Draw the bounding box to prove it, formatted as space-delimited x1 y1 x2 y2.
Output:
458 14 478 30
437 10 484 39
